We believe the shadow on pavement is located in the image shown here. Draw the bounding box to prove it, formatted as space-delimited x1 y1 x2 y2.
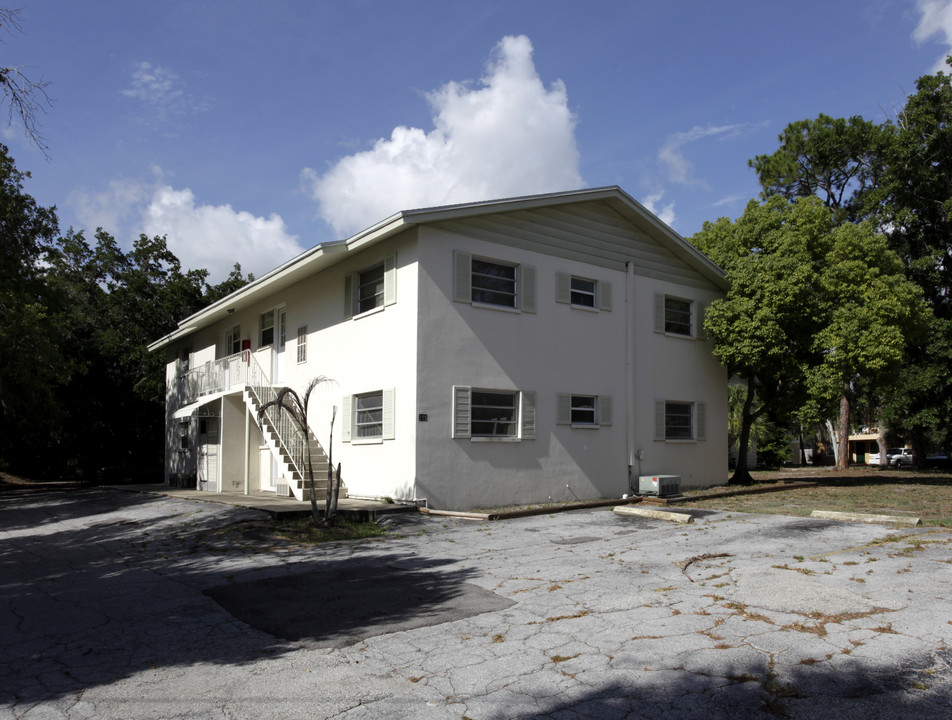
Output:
0 488 497 706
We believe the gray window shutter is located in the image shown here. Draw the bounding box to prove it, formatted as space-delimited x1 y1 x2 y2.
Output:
696 302 706 339
654 294 665 333
599 395 613 426
598 281 613 312
382 388 395 440
696 402 706 441
452 386 471 438
343 273 355 320
520 264 536 313
655 400 666 441
521 391 536 439
453 251 472 303
556 393 571 424
342 395 353 442
555 272 571 304
383 255 397 307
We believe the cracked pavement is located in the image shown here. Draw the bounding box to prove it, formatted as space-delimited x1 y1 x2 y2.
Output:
1 488 951 719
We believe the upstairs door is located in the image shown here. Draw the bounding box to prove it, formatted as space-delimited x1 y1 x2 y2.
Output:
274 308 287 384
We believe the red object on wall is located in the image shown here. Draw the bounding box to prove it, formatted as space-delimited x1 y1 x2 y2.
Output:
242 339 251 351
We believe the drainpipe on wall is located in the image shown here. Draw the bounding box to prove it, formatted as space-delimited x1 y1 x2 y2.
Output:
626 261 637 494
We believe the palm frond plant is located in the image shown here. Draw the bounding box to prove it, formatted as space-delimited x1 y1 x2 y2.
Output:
257 375 336 526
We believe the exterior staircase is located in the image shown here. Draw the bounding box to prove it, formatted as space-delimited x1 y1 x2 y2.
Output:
242 387 344 502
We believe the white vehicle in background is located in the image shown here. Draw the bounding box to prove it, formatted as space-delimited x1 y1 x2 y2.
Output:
867 448 914 467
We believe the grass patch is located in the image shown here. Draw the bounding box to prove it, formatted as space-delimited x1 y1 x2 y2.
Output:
271 517 386 544
681 467 952 527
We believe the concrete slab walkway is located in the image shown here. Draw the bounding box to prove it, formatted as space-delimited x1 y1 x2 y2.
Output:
1 486 950 719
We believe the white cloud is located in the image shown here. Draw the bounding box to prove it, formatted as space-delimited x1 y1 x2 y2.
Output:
69 175 303 282
120 61 207 123
142 187 303 282
642 192 676 228
658 124 746 188
913 0 952 74
302 35 582 238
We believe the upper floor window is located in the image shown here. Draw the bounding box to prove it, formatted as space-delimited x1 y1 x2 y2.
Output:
556 272 612 311
296 326 307 364
224 324 241 356
655 294 700 337
260 312 275 346
453 250 536 313
344 255 397 319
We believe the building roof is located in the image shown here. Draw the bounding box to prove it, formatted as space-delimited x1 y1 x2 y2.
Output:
149 186 727 352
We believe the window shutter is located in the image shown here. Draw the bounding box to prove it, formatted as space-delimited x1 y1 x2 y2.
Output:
520 264 537 313
341 395 353 442
655 400 666 441
556 393 572 424
343 273 355 320
521 391 536 439
598 281 613 312
696 302 706 339
599 395 613 426
382 388 395 440
452 386 471 438
453 251 472 303
696 402 706 441
555 272 571 304
383 255 397 306
654 294 665 333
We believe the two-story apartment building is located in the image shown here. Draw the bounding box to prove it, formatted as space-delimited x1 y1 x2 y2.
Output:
148 187 729 510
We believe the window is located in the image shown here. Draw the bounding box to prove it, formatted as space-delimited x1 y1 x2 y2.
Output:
655 294 695 337
555 272 612 311
453 251 536 313
296 326 307 364
175 348 191 378
178 420 190 452
260 312 275 346
452 386 536 440
224 325 241 356
556 394 613 427
358 263 385 314
655 401 706 441
355 391 383 439
472 259 517 308
344 255 397 319
342 389 395 442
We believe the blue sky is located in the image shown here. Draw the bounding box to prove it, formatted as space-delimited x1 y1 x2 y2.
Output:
6 0 952 281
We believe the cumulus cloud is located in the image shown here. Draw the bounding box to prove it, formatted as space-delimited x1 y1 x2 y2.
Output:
302 35 582 237
69 175 303 282
658 124 746 188
913 0 952 74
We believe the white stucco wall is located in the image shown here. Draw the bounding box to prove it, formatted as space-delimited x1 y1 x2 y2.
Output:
414 227 630 510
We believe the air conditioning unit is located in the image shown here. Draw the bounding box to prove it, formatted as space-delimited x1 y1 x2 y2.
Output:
638 475 681 497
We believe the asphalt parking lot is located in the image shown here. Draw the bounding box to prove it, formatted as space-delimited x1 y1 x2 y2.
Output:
2 487 951 719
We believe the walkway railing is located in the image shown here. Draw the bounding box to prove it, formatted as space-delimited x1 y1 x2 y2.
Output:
183 352 312 481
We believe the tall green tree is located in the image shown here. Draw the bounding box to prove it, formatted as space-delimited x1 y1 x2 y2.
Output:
692 196 829 484
749 114 884 225
805 223 929 469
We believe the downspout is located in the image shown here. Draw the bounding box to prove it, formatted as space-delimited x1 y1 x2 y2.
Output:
244 407 250 495
626 261 636 494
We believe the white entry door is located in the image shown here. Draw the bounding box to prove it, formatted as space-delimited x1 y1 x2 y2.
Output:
259 445 275 492
198 417 220 492
273 308 287 384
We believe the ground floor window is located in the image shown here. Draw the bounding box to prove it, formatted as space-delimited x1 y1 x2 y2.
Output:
556 394 613 427
452 386 536 440
656 400 706 441
342 389 395 442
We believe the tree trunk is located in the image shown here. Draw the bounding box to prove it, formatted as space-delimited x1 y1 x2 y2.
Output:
825 419 839 466
729 376 757 485
876 422 888 468
837 389 850 470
